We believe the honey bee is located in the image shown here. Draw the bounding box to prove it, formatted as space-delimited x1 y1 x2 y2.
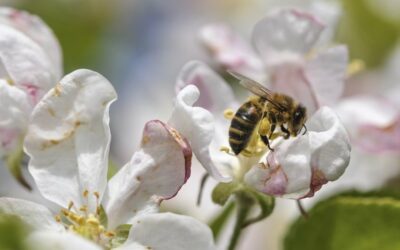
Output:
228 71 308 155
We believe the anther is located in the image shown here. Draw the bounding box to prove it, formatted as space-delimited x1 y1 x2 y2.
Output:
224 108 235 119
347 59 365 76
55 215 62 223
79 205 88 212
61 208 70 216
87 214 100 226
104 231 116 237
94 191 100 200
68 201 74 210
219 146 235 156
83 190 89 198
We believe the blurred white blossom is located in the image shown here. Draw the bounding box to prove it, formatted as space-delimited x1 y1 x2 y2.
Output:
0 7 61 158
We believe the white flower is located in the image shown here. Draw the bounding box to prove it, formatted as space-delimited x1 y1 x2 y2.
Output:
200 6 400 153
0 69 216 250
170 61 351 199
0 7 62 158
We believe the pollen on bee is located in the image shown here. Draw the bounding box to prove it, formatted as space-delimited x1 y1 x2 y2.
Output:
224 108 235 119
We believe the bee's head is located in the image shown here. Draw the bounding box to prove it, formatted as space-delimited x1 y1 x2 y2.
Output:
289 104 307 136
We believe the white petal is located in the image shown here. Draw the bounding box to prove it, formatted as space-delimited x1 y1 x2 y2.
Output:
252 8 324 61
305 45 348 105
199 24 266 82
168 85 232 182
176 61 238 115
245 107 351 199
24 69 117 210
0 80 30 156
0 197 62 231
0 7 62 79
104 120 192 229
309 1 342 45
0 24 57 105
119 213 216 250
305 106 351 197
175 61 239 173
335 96 400 152
27 231 101 250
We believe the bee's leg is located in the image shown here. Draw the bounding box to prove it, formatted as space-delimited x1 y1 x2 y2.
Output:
260 134 274 151
281 124 290 139
268 114 277 138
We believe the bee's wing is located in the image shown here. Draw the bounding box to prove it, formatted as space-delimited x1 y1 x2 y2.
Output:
228 71 286 110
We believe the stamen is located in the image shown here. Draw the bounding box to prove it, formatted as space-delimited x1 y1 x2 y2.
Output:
347 59 365 76
224 108 235 119
83 190 89 198
104 231 115 237
55 215 62 223
220 146 235 156
68 201 74 211
79 205 88 213
87 214 100 226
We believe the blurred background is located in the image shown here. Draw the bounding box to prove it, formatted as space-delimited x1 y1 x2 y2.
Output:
1 0 400 249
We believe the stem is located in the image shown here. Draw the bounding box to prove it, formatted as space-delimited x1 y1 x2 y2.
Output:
209 201 235 239
197 173 209 206
296 200 308 219
228 196 251 250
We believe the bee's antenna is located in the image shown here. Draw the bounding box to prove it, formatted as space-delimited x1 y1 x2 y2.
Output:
302 124 308 135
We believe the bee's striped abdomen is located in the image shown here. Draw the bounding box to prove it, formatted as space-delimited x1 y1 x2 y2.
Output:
229 100 262 155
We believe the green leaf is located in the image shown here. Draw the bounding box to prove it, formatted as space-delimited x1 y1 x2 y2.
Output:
284 191 400 250
98 205 108 228
110 224 132 248
209 201 235 239
241 187 275 228
0 215 30 250
337 0 399 68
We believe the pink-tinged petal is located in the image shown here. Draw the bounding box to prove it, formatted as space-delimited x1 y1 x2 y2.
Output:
269 58 320 113
176 61 238 115
0 80 31 156
24 69 117 211
0 197 63 231
168 85 232 182
305 45 348 105
104 120 192 229
118 213 216 250
199 24 266 82
245 136 312 198
0 7 62 79
245 107 350 199
252 8 325 61
27 231 102 250
309 1 342 45
336 96 400 153
0 24 57 105
304 106 351 197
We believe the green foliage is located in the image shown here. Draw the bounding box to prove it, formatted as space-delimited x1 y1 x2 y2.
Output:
212 182 238 206
285 191 400 250
14 0 115 72
0 215 29 250
337 0 400 68
209 202 235 239
110 224 132 248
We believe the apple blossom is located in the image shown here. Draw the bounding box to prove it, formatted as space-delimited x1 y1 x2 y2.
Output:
200 6 400 154
171 61 351 199
0 69 216 250
0 7 61 157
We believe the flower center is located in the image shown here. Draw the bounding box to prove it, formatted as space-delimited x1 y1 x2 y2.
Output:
55 191 115 248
